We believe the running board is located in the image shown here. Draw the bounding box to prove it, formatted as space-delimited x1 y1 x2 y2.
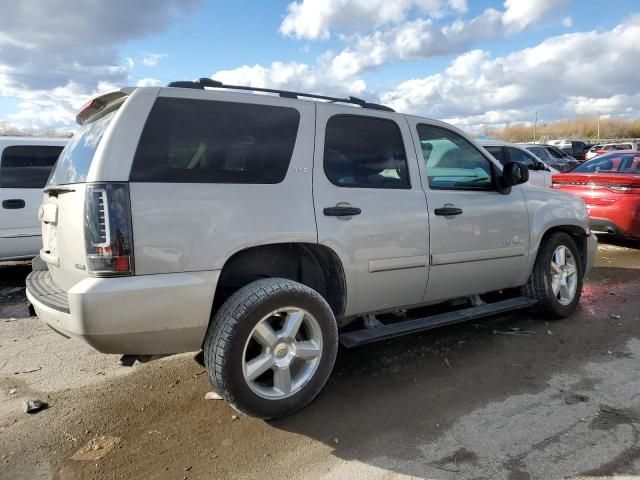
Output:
339 296 538 348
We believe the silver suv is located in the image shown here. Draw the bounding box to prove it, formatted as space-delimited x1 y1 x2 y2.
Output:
26 79 597 418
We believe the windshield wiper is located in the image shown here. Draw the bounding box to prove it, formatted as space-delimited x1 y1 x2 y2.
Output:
43 185 76 196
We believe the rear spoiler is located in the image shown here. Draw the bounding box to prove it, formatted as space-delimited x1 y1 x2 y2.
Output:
76 88 134 126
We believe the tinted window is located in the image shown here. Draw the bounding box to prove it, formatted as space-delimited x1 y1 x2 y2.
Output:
527 146 548 160
505 147 537 168
484 146 507 165
131 98 300 184
324 115 409 189
49 110 117 185
548 147 565 159
573 153 640 173
1 145 63 188
417 124 493 190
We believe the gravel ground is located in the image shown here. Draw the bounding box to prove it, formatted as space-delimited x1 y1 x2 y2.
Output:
0 237 639 480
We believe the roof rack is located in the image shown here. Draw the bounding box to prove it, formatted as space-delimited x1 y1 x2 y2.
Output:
166 78 395 112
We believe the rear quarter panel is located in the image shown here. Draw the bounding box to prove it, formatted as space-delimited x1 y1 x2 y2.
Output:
129 92 317 274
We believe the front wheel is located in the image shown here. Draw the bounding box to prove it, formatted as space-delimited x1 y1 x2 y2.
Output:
203 278 338 419
522 232 583 318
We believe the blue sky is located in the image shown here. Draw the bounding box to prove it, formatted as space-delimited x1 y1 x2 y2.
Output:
1 0 639 133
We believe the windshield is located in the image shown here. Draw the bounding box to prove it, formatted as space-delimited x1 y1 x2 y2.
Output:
572 153 640 174
47 110 117 185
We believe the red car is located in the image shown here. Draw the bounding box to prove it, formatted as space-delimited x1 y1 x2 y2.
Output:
552 151 640 239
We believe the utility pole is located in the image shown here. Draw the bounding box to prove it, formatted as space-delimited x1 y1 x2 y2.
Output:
533 111 538 142
597 113 600 141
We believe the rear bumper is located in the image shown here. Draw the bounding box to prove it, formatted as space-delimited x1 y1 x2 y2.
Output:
26 270 219 355
586 198 640 238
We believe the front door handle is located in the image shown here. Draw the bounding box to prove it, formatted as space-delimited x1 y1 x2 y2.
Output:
434 206 463 216
2 199 26 209
323 206 362 217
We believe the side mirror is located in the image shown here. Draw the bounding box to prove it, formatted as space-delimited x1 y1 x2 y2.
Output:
502 161 529 186
535 161 549 171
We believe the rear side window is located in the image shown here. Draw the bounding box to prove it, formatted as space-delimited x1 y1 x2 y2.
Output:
323 115 409 189
48 110 117 185
484 146 507 165
528 146 547 160
130 98 300 184
548 147 564 159
1 145 63 188
505 147 537 168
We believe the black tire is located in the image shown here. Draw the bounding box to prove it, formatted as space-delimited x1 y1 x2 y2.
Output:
522 231 583 318
203 278 338 419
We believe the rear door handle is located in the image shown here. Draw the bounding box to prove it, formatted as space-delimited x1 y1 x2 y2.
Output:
323 206 362 217
434 206 463 216
2 199 25 209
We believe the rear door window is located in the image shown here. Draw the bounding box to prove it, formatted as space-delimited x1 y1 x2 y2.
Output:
527 146 548 160
505 147 537 169
130 98 300 184
1 145 63 188
548 147 565 159
484 146 507 165
323 115 410 189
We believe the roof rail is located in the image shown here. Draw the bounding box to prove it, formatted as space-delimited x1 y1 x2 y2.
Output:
165 78 395 112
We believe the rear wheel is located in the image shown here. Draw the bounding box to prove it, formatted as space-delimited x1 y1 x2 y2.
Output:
522 232 583 318
203 278 338 419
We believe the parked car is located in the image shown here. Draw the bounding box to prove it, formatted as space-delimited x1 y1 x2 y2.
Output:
26 80 597 419
550 140 589 161
0 137 66 261
552 151 640 239
478 139 557 187
520 144 580 172
585 144 603 160
592 142 639 158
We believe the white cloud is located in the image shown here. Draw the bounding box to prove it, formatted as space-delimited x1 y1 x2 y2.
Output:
279 0 467 40
501 0 570 34
323 1 567 79
327 10 503 79
212 60 366 96
380 16 640 130
140 52 168 67
136 77 161 87
562 16 573 28
0 0 200 130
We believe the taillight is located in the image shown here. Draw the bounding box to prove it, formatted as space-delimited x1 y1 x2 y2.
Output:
608 185 631 193
84 183 134 276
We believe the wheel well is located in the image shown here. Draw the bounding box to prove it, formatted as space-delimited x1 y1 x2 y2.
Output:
212 243 347 319
540 226 588 271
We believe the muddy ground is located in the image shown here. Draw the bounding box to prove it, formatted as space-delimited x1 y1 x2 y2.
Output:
1 238 639 480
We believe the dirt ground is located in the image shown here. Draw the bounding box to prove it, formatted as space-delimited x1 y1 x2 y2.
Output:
1 237 639 480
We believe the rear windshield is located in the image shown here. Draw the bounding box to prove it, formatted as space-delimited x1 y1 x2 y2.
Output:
1 145 63 188
130 98 300 184
47 110 117 185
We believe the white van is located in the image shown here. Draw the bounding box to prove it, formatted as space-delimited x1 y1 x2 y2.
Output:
0 137 67 260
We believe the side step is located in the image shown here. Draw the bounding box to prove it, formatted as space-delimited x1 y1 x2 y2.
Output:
339 296 538 348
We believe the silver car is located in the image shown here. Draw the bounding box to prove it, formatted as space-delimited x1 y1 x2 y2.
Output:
26 80 597 418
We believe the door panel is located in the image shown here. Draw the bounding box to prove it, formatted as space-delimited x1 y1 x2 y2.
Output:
0 188 45 258
0 143 64 259
408 120 530 303
313 106 429 316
